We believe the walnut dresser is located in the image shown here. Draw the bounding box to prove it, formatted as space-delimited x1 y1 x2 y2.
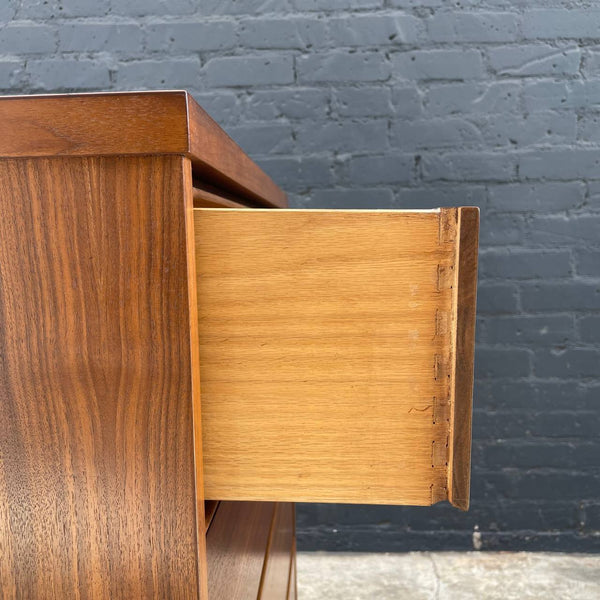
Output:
0 91 479 599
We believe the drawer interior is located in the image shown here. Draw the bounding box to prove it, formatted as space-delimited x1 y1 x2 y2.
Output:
194 208 478 508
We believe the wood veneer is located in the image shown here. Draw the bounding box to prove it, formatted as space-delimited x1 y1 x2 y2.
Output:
206 502 275 600
195 208 478 507
0 91 286 209
0 155 207 597
258 503 295 600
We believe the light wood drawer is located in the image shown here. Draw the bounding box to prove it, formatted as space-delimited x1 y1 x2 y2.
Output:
195 207 479 510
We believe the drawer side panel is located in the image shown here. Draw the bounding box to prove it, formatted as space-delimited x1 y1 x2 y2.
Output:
195 209 461 505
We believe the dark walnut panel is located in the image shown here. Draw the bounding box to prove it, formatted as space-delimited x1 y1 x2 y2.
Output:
0 91 287 209
0 155 206 598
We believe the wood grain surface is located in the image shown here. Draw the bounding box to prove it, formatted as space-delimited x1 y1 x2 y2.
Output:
187 95 287 208
195 208 472 506
287 543 298 600
206 502 275 600
0 91 287 209
193 184 249 209
0 155 205 598
258 503 295 600
448 207 479 511
205 501 220 532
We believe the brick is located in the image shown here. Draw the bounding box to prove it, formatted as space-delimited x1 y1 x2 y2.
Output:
428 12 519 43
521 282 600 312
296 119 389 153
422 152 515 182
587 180 600 201
477 501 579 532
0 60 25 89
425 82 519 116
146 21 235 52
535 382 599 411
583 48 600 77
479 214 525 246
246 89 330 120
526 214 600 245
535 349 600 379
489 45 581 77
110 0 195 16
0 23 56 54
390 0 442 6
391 117 482 149
488 182 586 213
26 58 111 90
475 348 531 379
239 18 326 50
516 472 600 501
529 412 600 438
393 49 484 80
523 9 600 40
328 14 422 46
477 283 519 314
483 441 600 470
583 504 600 531
473 410 586 440
520 149 600 180
471 471 600 502
187 91 240 125
256 157 335 192
13 0 54 19
394 185 486 208
307 188 394 209
59 22 141 53
577 112 600 143
333 87 392 117
475 380 537 411
479 250 572 280
579 316 600 344
116 58 200 88
574 249 600 277
523 79 600 111
477 112 576 148
205 55 294 87
226 123 294 155
59 0 110 17
292 0 381 9
482 315 574 345
347 155 413 184
297 51 390 83
391 87 422 118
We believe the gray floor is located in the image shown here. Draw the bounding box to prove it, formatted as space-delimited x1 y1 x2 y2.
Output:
297 552 600 599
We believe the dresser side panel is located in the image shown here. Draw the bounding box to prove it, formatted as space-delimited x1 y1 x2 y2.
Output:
0 156 202 598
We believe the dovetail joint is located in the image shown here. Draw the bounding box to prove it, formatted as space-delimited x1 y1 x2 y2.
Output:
437 264 455 291
438 208 458 245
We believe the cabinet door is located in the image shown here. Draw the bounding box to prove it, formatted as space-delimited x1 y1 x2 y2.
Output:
195 207 478 509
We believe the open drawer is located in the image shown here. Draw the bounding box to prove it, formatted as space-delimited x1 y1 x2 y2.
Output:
195 207 479 510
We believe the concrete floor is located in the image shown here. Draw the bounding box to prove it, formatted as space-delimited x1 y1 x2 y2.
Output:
297 552 600 599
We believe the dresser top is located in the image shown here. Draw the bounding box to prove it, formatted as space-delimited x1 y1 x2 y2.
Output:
0 90 286 208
